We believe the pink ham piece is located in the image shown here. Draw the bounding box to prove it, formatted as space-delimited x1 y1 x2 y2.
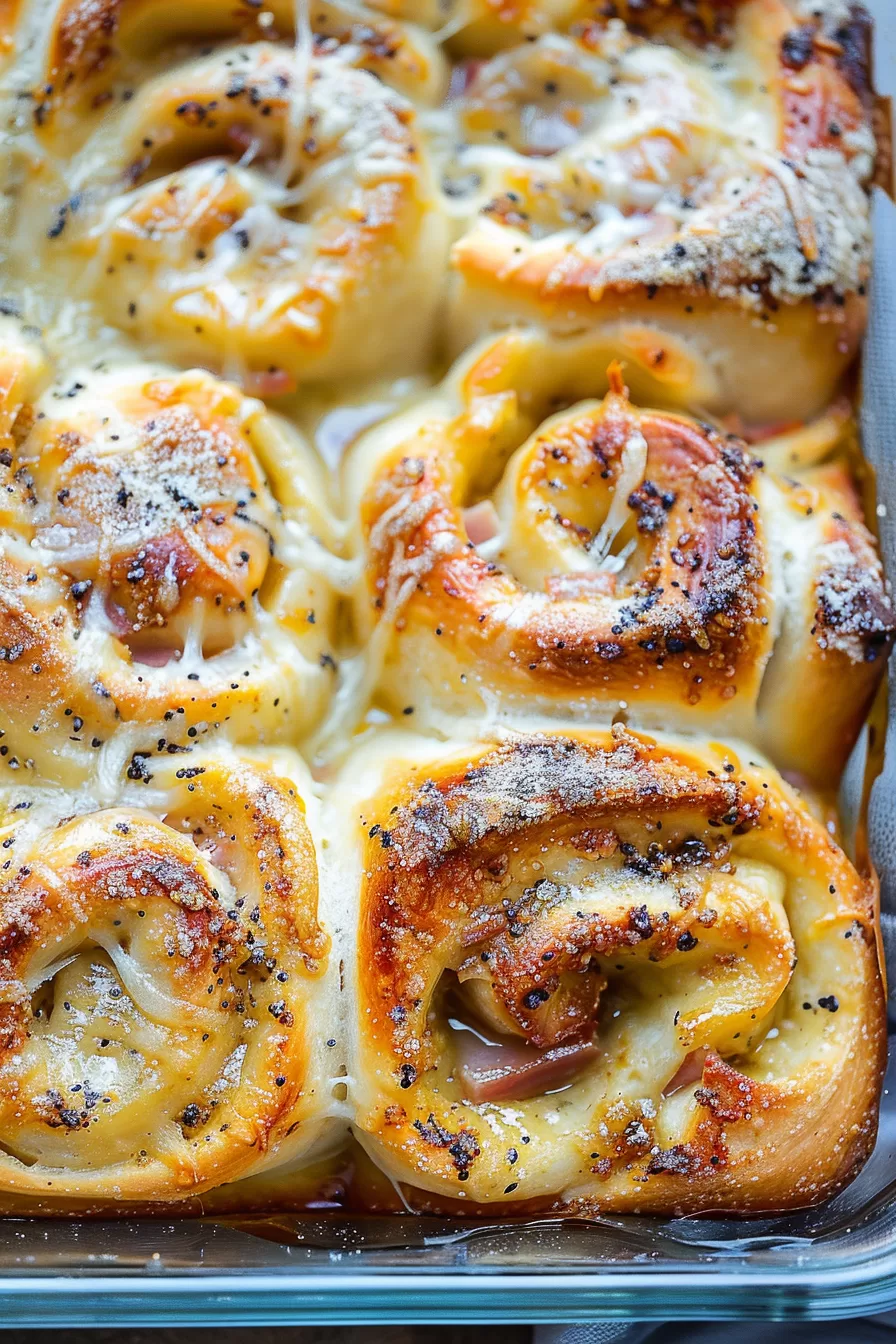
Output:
199 837 244 879
129 646 181 667
105 595 180 665
662 1047 707 1097
243 368 297 399
456 1029 599 1103
447 60 484 101
225 123 257 157
739 418 802 445
161 829 245 883
104 595 134 636
462 500 501 547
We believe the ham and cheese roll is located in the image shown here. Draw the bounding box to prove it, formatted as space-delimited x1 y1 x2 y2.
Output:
337 725 884 1214
25 0 447 122
350 332 894 784
442 1 876 423
0 331 341 786
362 0 739 58
0 746 337 1206
8 0 449 391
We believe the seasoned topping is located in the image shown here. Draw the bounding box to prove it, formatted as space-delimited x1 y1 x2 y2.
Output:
814 533 895 663
0 342 340 782
374 731 747 873
0 751 328 1199
352 721 879 1211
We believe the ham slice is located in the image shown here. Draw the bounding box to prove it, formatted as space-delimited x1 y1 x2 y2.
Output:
225 123 258 158
455 1028 599 1103
447 60 484 101
160 829 244 885
196 837 244 880
739 418 802 445
662 1048 707 1097
462 499 501 547
130 646 181 667
243 368 297 399
104 596 133 636
105 595 181 665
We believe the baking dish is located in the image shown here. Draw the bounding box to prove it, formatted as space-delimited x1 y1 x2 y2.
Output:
0 0 891 1325
0 1045 895 1327
0 265 888 1322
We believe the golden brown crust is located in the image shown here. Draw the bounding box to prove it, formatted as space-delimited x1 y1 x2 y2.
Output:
353 333 894 783
9 2 450 389
0 330 340 785
0 0 884 1221
444 0 876 420
0 746 334 1203
364 374 768 700
345 725 885 1213
34 0 445 131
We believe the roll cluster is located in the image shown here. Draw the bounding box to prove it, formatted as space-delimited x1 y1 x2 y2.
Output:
0 0 888 1217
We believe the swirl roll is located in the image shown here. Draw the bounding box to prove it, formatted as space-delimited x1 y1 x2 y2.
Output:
351 333 894 784
0 746 335 1204
442 0 876 422
339 725 884 1213
10 1 449 389
23 0 447 127
0 332 341 785
354 0 738 58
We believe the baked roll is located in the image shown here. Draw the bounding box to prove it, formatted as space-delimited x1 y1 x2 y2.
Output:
340 725 884 1213
0 745 336 1205
9 1 449 390
0 336 341 785
442 0 875 423
358 0 726 58
23 0 448 115
351 332 894 783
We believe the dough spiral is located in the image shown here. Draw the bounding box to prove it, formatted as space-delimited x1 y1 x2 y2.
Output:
442 0 875 422
351 332 894 783
0 0 884 1220
339 724 884 1213
0 327 341 785
0 746 335 1203
10 1 449 390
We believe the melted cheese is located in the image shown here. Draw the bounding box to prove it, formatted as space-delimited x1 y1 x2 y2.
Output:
0 0 883 1218
280 0 314 187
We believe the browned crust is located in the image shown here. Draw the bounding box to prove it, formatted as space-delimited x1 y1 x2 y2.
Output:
590 1 742 42
451 0 875 318
0 360 332 779
755 463 896 781
813 502 896 664
353 727 885 1213
34 0 440 131
363 387 772 713
358 342 894 779
0 753 328 1200
361 733 761 1041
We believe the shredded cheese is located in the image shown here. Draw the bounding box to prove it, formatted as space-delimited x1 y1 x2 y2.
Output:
590 429 647 567
279 0 314 189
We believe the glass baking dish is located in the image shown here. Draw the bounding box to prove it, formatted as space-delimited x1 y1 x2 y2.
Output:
0 1 891 1328
0 1040 894 1326
0 293 891 1326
